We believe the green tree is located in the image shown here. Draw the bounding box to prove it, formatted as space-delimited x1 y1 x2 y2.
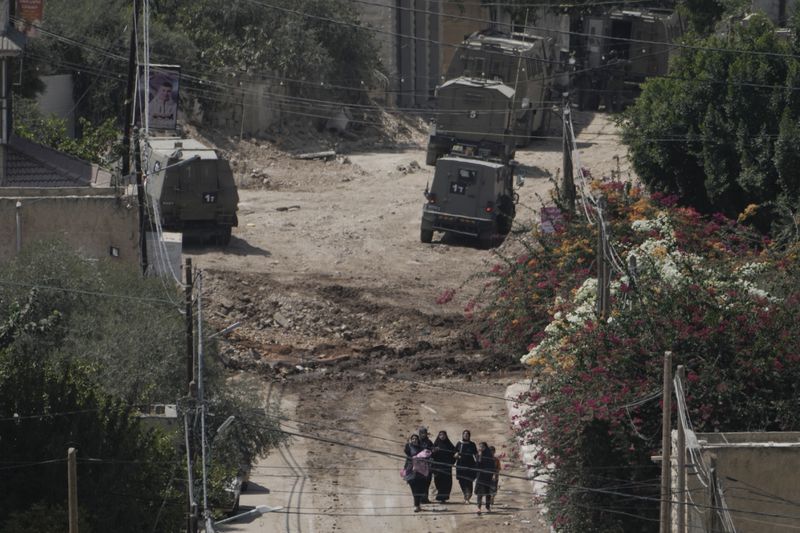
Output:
0 242 284 527
621 14 800 228
0 346 183 532
13 97 122 167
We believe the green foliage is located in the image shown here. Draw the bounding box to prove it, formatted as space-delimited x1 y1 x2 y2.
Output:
163 0 382 100
20 0 131 124
13 98 122 167
17 0 383 128
621 15 800 231
0 350 183 532
0 241 284 527
493 183 800 531
2 503 93 533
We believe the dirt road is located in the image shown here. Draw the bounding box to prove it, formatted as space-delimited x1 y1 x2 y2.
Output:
188 111 634 373
185 111 633 532
220 378 548 533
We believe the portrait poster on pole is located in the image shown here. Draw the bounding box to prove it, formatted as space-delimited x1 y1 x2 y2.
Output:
139 64 181 131
16 0 44 37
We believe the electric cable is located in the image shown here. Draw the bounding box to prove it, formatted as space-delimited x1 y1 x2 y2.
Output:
0 279 178 306
242 421 800 522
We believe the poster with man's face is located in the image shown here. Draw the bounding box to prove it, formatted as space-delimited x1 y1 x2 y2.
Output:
139 65 180 131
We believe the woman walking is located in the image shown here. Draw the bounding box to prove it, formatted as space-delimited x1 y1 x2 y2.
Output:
403 434 430 512
489 445 501 503
454 429 478 503
431 430 456 502
474 442 498 515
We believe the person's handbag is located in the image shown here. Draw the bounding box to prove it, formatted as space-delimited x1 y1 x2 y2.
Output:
400 467 415 481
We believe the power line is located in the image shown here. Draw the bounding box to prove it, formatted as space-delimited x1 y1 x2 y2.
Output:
245 421 800 522
0 279 178 305
244 0 800 62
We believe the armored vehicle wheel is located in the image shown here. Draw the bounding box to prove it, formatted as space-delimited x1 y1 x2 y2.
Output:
420 228 434 243
217 227 232 246
497 198 516 235
479 226 496 249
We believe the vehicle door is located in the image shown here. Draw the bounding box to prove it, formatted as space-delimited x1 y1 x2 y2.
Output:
177 159 220 222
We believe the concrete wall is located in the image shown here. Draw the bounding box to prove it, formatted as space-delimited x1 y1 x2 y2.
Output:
440 1 488 77
752 0 796 26
677 432 800 532
357 0 397 103
204 76 285 137
0 187 139 265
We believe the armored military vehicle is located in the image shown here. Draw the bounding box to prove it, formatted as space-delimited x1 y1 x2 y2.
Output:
571 9 684 111
420 152 522 248
143 137 238 245
426 30 555 166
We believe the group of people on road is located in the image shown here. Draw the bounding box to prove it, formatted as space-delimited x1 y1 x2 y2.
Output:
402 427 500 515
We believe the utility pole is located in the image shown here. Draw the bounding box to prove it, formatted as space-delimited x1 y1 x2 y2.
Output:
121 0 141 178
561 95 575 213
67 447 78 533
595 196 610 318
706 455 721 533
660 351 673 533
184 258 197 533
185 258 194 393
134 127 148 274
122 0 148 274
676 365 686 533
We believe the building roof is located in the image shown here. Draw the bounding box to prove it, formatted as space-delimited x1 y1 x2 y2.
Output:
0 135 112 188
0 28 25 57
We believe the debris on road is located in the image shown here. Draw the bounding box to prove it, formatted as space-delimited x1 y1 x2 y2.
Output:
294 150 336 161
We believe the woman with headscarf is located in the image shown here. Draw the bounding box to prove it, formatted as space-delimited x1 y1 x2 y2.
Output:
454 429 478 503
474 442 498 515
431 430 456 502
489 445 501 502
402 434 430 512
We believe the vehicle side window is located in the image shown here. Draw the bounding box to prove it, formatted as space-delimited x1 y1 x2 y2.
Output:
458 169 477 182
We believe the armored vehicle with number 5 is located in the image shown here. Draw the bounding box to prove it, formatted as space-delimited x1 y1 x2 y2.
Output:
144 137 238 245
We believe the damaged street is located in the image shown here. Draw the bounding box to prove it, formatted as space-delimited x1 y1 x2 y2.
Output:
184 113 632 532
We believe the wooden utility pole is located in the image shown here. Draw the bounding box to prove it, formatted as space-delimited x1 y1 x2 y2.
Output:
122 0 148 274
660 351 673 533
676 365 686 533
596 196 610 318
134 127 148 274
67 447 78 533
561 96 575 213
184 258 197 533
706 455 721 533
121 0 141 178
185 258 194 393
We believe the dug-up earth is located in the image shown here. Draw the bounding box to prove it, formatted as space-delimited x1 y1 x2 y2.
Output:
183 111 636 532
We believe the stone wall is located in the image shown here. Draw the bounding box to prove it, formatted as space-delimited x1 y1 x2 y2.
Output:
0 187 139 265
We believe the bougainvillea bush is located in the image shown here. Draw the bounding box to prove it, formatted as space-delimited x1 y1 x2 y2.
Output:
479 181 800 531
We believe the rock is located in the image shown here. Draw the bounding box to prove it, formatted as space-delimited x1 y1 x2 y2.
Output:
273 312 291 328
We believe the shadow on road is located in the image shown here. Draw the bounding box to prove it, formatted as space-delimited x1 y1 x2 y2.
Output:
183 236 271 257
242 481 271 494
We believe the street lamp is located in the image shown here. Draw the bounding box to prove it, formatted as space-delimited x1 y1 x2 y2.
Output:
216 415 235 435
